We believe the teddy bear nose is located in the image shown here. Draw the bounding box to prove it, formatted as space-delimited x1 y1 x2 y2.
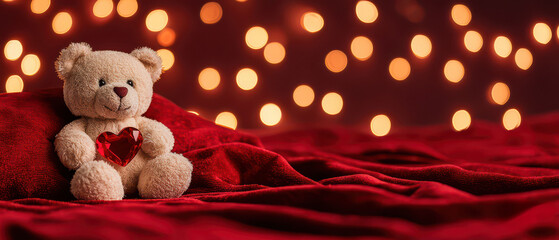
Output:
113 87 128 98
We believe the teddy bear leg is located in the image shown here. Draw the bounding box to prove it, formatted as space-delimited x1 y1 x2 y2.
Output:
71 161 125 200
137 153 193 199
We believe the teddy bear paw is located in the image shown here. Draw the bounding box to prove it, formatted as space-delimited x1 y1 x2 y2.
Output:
138 152 193 199
71 161 125 200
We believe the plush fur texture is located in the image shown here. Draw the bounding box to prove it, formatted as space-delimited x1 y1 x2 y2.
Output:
54 42 192 200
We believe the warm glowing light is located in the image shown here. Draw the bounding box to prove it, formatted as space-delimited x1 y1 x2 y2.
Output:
4 40 23 61
263 42 286 64
198 68 220 90
325 50 347 73
157 28 176 47
200 2 222 24
93 0 113 18
187 110 199 116
156 49 174 71
236 68 258 90
533 23 552 44
494 36 512 58
451 4 471 26
293 85 314 107
30 0 50 14
503 109 521 130
444 60 464 83
490 82 510 105
301 12 324 33
52 12 72 34
321 92 343 115
215 112 237 130
388 57 411 81
116 0 137 18
260 103 282 126
452 110 471 131
350 36 373 61
5 75 23 93
464 30 483 53
370 114 391 136
410 34 432 58
355 1 378 23
21 54 40 76
245 26 268 50
514 48 533 70
146 9 168 32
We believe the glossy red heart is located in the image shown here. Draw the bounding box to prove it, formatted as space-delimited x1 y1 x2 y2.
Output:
95 127 143 167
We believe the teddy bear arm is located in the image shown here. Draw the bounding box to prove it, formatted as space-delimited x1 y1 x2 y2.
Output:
138 117 174 158
54 118 97 170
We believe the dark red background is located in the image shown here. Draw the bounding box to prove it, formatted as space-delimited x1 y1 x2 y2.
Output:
2 0 559 130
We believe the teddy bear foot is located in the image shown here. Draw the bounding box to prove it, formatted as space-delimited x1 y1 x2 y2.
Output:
71 161 125 200
137 152 193 199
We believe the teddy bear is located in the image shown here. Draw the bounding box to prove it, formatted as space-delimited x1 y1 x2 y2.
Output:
54 42 192 200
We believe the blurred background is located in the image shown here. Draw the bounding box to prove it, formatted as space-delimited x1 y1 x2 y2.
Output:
2 0 559 135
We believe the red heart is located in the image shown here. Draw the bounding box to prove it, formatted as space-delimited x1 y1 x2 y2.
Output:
95 127 143 167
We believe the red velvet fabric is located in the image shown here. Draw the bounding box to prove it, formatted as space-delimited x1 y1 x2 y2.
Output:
1 89 558 239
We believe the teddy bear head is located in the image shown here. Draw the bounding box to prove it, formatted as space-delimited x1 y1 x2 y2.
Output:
55 42 163 120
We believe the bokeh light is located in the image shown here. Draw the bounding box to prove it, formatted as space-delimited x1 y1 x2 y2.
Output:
116 0 138 18
245 26 268 49
146 9 168 32
5 75 23 93
350 36 373 61
325 50 348 73
533 23 552 44
410 34 432 58
301 12 324 33
514 48 533 70
21 54 40 76
503 108 521 130
4 40 23 61
493 36 512 58
370 114 391 136
388 57 411 81
93 0 113 18
30 0 50 14
464 30 483 53
200 2 222 24
451 4 471 26
157 28 176 47
321 92 343 115
444 60 464 83
52 12 72 34
215 111 237 130
198 68 220 90
236 68 258 90
156 49 174 71
293 85 314 107
490 82 510 105
260 103 282 126
452 110 471 131
263 42 286 64
355 1 378 23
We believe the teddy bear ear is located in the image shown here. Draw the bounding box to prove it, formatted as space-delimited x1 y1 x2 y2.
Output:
130 47 163 82
55 42 92 81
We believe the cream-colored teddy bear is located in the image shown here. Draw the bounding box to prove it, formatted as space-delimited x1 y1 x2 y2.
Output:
54 42 192 200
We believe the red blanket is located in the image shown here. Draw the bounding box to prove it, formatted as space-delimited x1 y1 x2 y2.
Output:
1 89 558 239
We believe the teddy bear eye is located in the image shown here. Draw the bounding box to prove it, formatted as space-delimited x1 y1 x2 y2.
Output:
126 80 134 87
98 79 106 87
